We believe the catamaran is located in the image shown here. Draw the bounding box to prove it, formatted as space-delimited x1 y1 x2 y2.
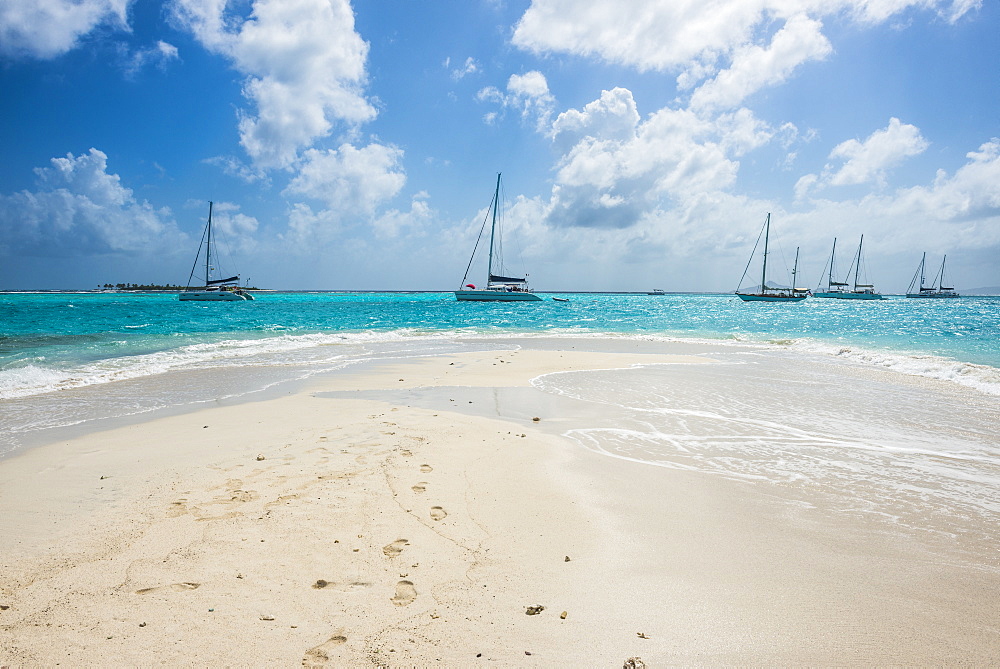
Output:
735 213 808 302
179 201 254 301
906 253 959 298
456 173 542 301
814 235 883 300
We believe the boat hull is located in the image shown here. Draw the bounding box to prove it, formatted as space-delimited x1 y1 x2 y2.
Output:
736 293 807 302
906 293 959 298
179 290 250 301
455 290 542 301
814 291 883 300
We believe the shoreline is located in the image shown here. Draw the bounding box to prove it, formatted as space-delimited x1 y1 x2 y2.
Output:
1 343 999 664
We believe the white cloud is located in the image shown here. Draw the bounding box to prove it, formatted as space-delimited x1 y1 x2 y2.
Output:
513 0 979 74
478 70 555 130
888 138 1000 221
544 88 757 228
199 200 259 254
171 0 375 169
795 118 929 197
513 0 766 73
284 143 406 216
826 117 929 186
449 56 479 80
690 14 832 112
122 40 180 77
371 191 434 240
0 148 181 256
0 0 130 59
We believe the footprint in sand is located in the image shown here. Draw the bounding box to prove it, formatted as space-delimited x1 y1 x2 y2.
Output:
382 539 409 557
303 630 348 665
420 464 433 473
400 449 413 457
391 580 417 606
411 483 427 493
430 506 447 521
135 582 200 595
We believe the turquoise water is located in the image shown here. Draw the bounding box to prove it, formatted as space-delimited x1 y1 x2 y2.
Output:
3 291 1000 401
3 290 999 532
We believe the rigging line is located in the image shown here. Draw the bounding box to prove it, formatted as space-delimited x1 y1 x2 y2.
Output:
214 216 242 280
460 188 496 287
815 253 832 292
736 219 767 291
185 212 211 289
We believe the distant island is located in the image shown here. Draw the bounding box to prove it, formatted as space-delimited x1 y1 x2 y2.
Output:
97 283 260 291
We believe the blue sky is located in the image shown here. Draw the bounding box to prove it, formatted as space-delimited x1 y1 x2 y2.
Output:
1 0 998 292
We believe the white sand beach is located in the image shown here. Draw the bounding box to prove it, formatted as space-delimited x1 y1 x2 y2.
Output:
1 342 998 665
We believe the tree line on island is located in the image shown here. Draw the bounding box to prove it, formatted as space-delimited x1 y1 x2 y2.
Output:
98 283 259 291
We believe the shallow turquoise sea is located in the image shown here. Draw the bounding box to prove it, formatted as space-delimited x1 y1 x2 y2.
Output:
3 290 999 402
3 291 1000 533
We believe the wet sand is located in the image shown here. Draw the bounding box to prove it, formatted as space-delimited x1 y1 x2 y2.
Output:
1 345 998 665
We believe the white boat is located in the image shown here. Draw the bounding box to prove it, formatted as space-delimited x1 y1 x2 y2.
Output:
735 213 808 302
455 173 541 302
179 202 253 302
647 289 667 295
813 235 883 300
906 253 959 298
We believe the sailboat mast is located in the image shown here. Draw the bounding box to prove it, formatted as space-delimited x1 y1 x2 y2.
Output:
760 213 770 293
919 251 927 290
828 237 837 290
936 255 948 290
206 201 214 285
792 246 800 292
853 235 863 291
487 173 500 285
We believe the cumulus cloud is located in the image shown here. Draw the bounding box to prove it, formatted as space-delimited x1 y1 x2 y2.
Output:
797 118 929 197
889 138 1000 221
284 143 406 217
0 148 181 256
690 15 832 112
171 0 375 169
196 200 259 255
0 0 130 59
478 70 555 130
513 0 979 74
513 0 764 72
827 117 929 186
544 88 762 228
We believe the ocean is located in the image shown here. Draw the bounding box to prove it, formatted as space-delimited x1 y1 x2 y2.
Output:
3 290 1000 540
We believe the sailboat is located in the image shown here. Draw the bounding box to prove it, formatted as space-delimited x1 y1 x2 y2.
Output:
735 213 808 302
179 201 254 301
455 173 541 301
906 253 959 298
814 235 883 299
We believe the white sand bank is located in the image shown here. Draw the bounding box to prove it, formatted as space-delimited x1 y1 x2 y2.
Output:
1 346 998 665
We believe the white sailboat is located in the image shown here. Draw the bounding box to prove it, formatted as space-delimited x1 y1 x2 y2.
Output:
906 253 959 298
179 201 254 302
735 213 808 302
814 235 883 300
455 173 541 302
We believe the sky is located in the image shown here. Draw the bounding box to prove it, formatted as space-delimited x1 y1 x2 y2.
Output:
1 0 998 292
